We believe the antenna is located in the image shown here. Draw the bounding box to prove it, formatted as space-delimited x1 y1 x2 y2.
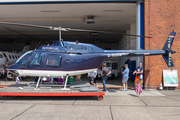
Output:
35 40 42 50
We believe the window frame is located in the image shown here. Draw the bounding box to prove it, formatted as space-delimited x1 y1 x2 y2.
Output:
45 54 62 67
30 52 43 66
0 54 3 58
9 55 11 59
15 51 33 66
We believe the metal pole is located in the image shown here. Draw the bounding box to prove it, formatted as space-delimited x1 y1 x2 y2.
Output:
63 75 69 89
136 1 141 66
59 27 61 41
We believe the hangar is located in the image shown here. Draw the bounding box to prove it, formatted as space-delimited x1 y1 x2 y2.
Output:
0 0 179 89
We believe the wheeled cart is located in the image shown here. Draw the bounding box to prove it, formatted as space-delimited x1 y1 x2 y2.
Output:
0 84 105 101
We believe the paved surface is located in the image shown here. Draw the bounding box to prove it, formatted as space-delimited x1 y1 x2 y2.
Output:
0 78 180 120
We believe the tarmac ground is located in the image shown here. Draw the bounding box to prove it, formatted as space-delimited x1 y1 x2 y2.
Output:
0 76 180 120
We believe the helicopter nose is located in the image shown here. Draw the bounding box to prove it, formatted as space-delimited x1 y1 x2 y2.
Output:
7 64 25 71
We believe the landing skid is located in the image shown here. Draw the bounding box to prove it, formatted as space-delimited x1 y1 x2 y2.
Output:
35 74 70 90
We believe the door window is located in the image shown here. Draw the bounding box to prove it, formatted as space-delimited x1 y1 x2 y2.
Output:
46 54 61 67
30 53 43 65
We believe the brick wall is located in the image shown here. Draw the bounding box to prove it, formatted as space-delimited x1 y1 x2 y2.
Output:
144 0 180 89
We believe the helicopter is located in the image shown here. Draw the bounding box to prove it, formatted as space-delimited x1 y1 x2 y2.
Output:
0 22 176 89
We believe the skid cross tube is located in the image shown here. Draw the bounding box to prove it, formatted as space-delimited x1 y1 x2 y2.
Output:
35 77 41 89
63 74 69 89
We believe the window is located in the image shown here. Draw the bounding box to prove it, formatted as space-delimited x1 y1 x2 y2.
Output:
12 55 15 59
106 63 110 67
81 46 84 50
90 47 94 51
69 45 73 50
30 53 43 65
0 54 3 58
9 55 11 59
3 53 7 58
16 51 33 66
15 55 17 59
74 45 77 50
85 47 87 50
112 63 118 69
46 54 61 67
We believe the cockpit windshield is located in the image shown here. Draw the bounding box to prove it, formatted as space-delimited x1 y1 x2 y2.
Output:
15 51 33 66
0 54 3 58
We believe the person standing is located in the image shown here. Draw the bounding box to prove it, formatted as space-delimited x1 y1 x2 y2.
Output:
133 62 143 88
4 64 8 81
122 64 129 91
100 63 111 91
135 80 142 96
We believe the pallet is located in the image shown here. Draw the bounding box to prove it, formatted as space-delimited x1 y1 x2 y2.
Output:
0 84 105 100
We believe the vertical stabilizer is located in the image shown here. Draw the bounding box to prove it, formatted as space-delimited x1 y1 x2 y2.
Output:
162 31 176 67
22 42 31 53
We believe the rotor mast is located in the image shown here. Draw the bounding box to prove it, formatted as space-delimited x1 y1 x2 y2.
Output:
59 27 61 41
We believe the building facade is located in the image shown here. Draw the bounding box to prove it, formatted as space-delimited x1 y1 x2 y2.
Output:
144 0 180 89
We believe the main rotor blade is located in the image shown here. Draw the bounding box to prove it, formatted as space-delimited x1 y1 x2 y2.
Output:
0 21 52 29
69 28 152 38
0 21 152 38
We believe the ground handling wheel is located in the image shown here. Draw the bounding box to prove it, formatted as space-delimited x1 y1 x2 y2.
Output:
98 96 104 101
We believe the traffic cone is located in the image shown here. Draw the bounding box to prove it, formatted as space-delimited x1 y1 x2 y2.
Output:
159 82 163 90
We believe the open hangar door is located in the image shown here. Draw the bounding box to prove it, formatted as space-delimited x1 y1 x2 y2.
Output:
0 1 143 82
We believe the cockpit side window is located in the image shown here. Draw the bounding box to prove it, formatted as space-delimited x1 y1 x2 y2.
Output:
90 47 94 51
30 53 43 66
74 45 77 50
81 46 84 50
69 45 73 50
46 54 61 67
0 54 3 58
16 51 33 66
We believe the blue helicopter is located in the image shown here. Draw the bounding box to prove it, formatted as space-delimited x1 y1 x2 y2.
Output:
0 22 176 89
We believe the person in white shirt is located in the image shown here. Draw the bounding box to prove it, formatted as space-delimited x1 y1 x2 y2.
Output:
88 70 97 85
16 74 20 84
